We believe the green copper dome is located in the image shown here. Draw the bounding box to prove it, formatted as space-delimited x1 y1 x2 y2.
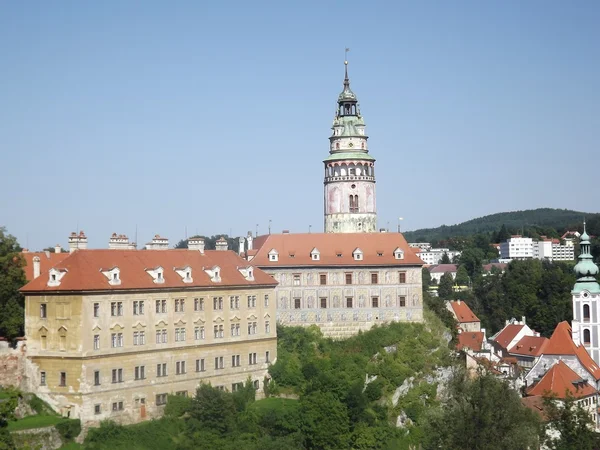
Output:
572 221 600 294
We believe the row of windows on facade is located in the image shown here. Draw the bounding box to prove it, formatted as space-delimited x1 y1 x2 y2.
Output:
269 250 405 262
91 380 262 415
39 352 269 388
286 272 408 286
93 322 270 349
290 295 409 310
39 295 270 319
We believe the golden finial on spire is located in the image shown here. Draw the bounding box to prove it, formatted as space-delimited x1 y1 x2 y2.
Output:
344 47 350 65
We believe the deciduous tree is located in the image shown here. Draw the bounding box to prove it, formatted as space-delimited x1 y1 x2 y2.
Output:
0 227 26 340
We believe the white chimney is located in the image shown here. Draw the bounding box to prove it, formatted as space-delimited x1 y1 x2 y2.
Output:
33 256 41 279
521 316 526 325
238 236 245 255
188 237 205 253
68 231 88 253
109 233 135 250
145 235 169 250
246 231 253 251
54 244 62 254
216 237 228 251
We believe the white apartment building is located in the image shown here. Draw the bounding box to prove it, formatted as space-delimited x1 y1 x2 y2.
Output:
500 236 533 260
417 248 462 265
409 242 432 251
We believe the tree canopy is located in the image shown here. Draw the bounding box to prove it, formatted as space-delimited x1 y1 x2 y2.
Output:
0 227 26 340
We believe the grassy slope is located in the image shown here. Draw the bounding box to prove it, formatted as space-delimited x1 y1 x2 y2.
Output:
403 208 598 242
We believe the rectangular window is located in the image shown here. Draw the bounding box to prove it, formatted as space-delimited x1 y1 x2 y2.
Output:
214 356 224 370
345 273 353 285
111 368 123 383
161 299 167 313
266 351 270 363
134 366 145 380
155 300 161 313
59 372 66 387
320 298 327 309
293 274 301 286
232 382 244 392
253 380 260 390
213 297 223 310
176 361 186 375
133 300 145 315
398 296 406 307
264 294 269 307
194 297 204 311
320 274 327 285
157 363 167 377
294 298 301 309
232 354 240 367
196 358 205 372
371 273 378 284
372 297 379 308
94 404 101 415
247 295 256 308
94 334 100 350
94 370 100 386
93 303 100 318
156 394 168 406
346 297 353 308
231 323 240 337
41 335 47 350
265 321 270 334
175 298 185 312
111 333 123 348
247 321 257 335
175 328 186 342
162 329 167 343
40 303 47 318
40 371 46 386
195 326 205 340
214 325 224 339
248 352 257 365
399 272 406 284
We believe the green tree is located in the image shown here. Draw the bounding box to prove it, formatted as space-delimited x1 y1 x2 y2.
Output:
542 394 600 450
423 370 540 450
0 227 26 340
421 268 432 289
300 391 350 450
187 384 237 434
440 252 451 264
496 224 511 243
438 272 454 299
455 266 470 286
458 247 485 278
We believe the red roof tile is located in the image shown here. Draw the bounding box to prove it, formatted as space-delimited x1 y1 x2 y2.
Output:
509 336 548 357
449 300 479 323
543 322 600 380
20 249 277 293
527 361 597 399
494 324 524 349
429 264 458 274
20 251 70 282
457 331 484 352
250 233 423 267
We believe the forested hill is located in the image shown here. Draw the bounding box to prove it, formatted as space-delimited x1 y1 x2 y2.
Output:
404 208 599 243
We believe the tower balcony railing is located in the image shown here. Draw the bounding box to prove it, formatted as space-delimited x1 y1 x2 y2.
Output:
324 175 375 183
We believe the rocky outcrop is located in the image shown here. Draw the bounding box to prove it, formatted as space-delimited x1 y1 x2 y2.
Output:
11 427 63 450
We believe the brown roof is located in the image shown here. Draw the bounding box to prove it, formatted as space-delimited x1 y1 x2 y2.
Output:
494 324 525 349
509 335 548 357
429 264 458 274
521 396 548 420
482 263 507 272
449 300 479 323
542 322 600 380
20 251 70 282
20 249 277 293
527 361 597 399
250 232 424 267
457 331 484 352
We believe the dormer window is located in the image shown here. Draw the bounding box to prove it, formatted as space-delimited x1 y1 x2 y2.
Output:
101 267 121 286
336 252 342 258
268 249 279 262
310 248 320 261
204 266 221 283
174 266 193 284
145 267 165 284
47 268 67 287
393 248 405 260
238 266 254 281
353 248 363 261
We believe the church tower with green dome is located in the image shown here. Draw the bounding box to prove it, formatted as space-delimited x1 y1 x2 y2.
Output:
324 59 377 233
571 222 600 363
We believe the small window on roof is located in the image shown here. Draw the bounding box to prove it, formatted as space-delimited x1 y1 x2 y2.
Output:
336 252 342 257
377 252 383 257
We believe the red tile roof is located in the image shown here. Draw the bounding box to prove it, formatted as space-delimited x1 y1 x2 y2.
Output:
542 321 600 380
20 249 277 293
482 263 507 272
457 331 484 352
449 300 479 323
527 361 597 399
494 324 524 350
20 251 70 282
429 264 458 274
509 336 548 357
250 232 424 267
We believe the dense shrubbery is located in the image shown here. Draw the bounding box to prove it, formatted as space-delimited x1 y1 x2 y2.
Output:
55 418 81 441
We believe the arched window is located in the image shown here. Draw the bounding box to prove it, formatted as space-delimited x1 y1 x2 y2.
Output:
349 195 358 213
336 142 340 150
584 304 591 321
584 328 591 344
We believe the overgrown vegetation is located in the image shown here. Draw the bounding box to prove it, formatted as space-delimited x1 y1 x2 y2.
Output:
0 227 26 341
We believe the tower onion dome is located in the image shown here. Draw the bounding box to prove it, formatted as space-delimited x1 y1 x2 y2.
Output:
574 221 599 281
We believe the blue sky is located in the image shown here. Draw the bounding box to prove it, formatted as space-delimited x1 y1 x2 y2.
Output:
1 1 599 250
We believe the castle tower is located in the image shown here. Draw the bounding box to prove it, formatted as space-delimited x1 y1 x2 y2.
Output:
571 221 600 363
324 59 377 233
